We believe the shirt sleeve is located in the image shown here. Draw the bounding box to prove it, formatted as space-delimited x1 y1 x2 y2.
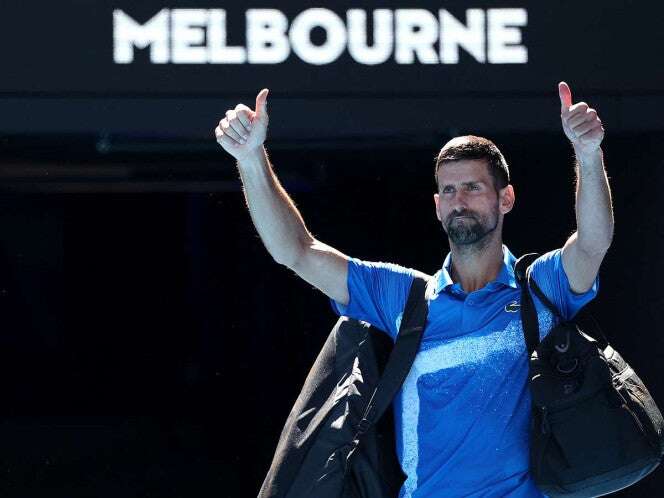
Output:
529 248 599 320
330 257 416 339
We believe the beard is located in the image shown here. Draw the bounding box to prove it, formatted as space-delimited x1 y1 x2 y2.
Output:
443 207 499 247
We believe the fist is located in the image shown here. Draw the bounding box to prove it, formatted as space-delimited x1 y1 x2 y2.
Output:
215 88 269 161
558 82 604 157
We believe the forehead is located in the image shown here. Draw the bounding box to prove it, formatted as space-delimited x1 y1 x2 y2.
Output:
437 159 491 185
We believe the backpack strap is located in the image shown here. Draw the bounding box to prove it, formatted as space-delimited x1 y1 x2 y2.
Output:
516 253 585 320
515 253 544 357
355 275 428 436
526 271 563 320
515 253 609 352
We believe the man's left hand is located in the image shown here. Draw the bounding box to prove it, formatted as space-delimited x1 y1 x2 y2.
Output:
558 81 604 158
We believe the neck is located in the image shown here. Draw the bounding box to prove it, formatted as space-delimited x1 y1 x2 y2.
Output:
448 235 504 293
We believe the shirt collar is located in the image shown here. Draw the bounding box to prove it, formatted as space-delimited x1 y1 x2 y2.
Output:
434 244 518 294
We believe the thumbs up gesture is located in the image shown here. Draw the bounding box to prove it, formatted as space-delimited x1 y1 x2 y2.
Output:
558 82 604 157
215 88 270 161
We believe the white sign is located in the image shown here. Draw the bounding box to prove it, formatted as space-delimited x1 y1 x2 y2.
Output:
114 8 528 65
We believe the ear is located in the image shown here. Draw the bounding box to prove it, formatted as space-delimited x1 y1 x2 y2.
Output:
499 185 515 215
434 193 442 222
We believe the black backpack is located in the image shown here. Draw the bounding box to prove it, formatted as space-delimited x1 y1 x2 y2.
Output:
258 276 429 498
515 253 664 497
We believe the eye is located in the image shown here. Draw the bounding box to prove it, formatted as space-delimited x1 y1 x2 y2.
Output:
467 183 480 191
442 186 455 194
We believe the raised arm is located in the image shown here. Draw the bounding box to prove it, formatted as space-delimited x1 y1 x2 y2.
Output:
214 89 350 305
557 82 614 293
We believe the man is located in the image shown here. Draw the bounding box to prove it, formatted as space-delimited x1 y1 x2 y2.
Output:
214 82 613 497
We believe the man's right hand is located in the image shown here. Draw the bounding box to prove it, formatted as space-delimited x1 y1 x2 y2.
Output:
215 87 350 306
215 88 269 162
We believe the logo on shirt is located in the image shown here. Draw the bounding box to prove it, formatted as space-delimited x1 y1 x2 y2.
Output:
505 300 520 312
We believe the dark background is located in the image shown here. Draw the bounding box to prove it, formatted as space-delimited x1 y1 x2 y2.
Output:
1 1 664 497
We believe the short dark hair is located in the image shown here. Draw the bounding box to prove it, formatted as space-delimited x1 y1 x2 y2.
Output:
434 136 510 191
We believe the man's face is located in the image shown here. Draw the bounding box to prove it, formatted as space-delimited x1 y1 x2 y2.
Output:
434 159 514 246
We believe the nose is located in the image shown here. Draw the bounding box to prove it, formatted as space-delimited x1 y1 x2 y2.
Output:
450 190 469 213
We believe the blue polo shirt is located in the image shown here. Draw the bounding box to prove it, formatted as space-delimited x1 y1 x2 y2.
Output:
331 246 598 498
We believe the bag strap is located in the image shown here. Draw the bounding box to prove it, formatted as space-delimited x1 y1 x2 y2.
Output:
355 275 428 436
515 253 570 355
515 253 542 357
515 253 609 351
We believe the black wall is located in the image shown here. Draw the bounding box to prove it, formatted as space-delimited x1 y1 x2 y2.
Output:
0 131 662 496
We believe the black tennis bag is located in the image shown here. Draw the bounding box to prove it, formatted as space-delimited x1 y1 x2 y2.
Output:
515 254 664 497
258 277 428 498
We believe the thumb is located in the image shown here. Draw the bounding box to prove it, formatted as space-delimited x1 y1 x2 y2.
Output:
558 81 572 111
255 88 269 121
